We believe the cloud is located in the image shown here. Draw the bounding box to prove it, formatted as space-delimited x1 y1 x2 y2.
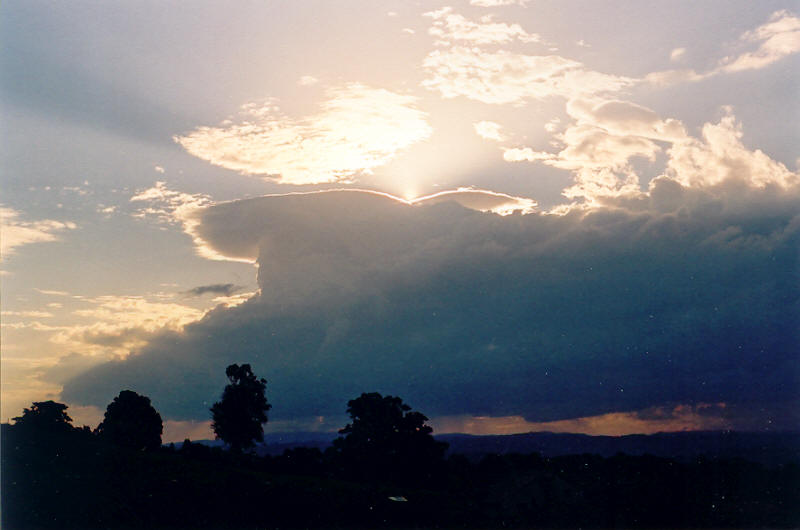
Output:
183 283 242 297
647 10 800 86
718 10 800 73
62 183 800 430
0 206 76 258
175 84 432 185
425 8 541 45
665 107 798 189
422 47 633 105
2 310 54 318
38 353 110 385
670 47 686 62
413 188 536 215
433 403 734 436
504 101 796 202
49 295 205 356
34 288 71 296
130 181 211 225
473 120 506 141
297 75 319 86
470 0 529 6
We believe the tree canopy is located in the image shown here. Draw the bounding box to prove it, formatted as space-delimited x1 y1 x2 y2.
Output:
333 392 448 485
210 363 271 452
13 400 75 434
96 390 163 451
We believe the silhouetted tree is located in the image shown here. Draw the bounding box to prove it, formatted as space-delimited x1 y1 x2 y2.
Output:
12 400 75 435
96 390 163 451
333 392 448 485
210 363 271 453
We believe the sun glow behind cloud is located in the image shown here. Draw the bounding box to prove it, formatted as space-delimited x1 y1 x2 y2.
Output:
175 84 432 185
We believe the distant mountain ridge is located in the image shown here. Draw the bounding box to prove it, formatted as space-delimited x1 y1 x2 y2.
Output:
180 430 800 465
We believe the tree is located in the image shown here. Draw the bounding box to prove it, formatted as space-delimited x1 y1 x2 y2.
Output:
96 390 163 451
210 364 271 453
13 400 75 435
332 392 448 485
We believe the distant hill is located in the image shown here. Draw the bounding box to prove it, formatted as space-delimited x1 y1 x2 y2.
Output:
437 430 800 465
178 430 800 465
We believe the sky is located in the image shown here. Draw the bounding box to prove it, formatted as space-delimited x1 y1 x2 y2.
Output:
1 0 798 442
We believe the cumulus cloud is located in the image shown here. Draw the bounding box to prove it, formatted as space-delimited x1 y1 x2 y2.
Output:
425 8 541 44
0 206 76 258
665 107 798 189
62 184 800 430
422 47 633 105
504 100 796 202
175 84 432 185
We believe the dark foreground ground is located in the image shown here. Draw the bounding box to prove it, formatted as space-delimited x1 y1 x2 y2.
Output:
2 424 799 529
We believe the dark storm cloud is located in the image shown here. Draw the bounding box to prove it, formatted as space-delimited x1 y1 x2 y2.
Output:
183 283 242 297
61 183 800 427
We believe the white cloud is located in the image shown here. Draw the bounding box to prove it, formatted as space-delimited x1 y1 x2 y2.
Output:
647 10 800 86
473 120 506 141
0 207 76 258
503 99 796 202
425 9 541 45
665 107 798 189
175 84 432 185
154 165 165 173
718 10 800 73
422 47 633 105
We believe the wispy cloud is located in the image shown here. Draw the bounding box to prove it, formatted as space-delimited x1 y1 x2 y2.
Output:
50 295 205 356
469 0 529 6
175 84 432 185
130 181 211 226
425 8 541 45
648 10 800 85
718 10 800 73
423 47 633 105
0 207 76 258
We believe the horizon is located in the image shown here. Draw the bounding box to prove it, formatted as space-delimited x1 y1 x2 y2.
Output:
2 0 798 443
